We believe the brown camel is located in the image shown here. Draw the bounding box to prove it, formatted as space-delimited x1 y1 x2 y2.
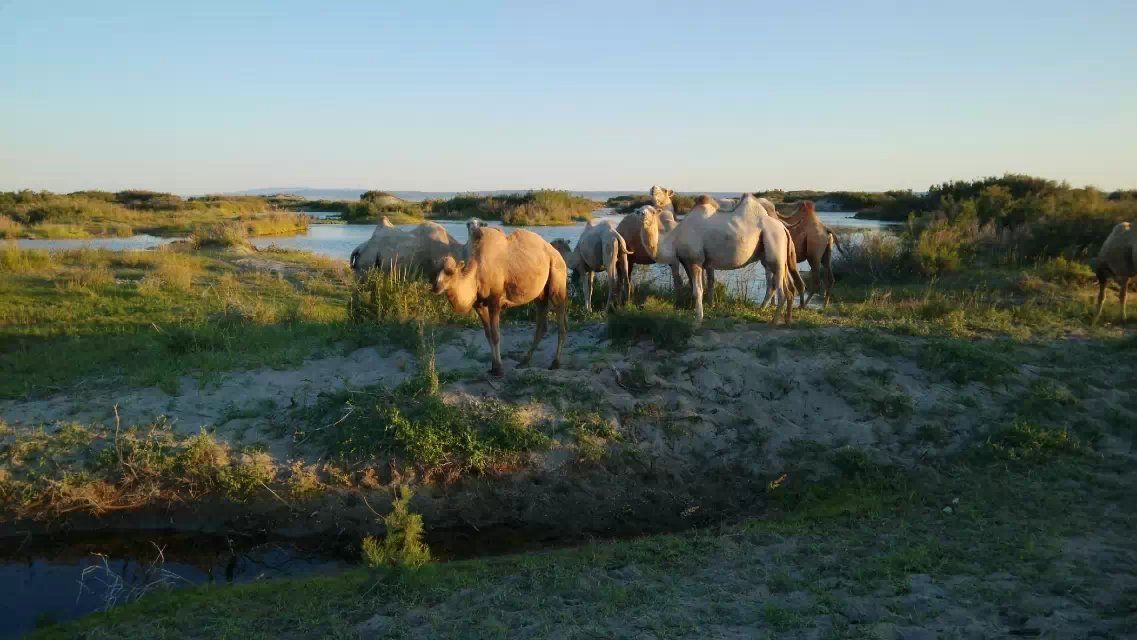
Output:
433 225 568 376
774 200 844 308
1094 221 1137 324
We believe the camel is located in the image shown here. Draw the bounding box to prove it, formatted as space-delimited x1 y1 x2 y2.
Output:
433 225 568 377
551 219 633 312
771 200 845 308
615 202 684 294
638 194 800 325
1093 221 1137 324
349 217 464 278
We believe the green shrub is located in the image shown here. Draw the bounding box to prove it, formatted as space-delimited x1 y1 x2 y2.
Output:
607 306 694 349
427 190 594 225
361 486 431 569
984 420 1083 462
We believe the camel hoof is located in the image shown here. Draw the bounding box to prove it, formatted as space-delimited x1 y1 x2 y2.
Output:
489 366 504 378
548 360 560 370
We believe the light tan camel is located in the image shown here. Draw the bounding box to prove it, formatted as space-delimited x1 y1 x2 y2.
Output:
772 200 844 308
615 187 685 294
1094 221 1137 324
433 225 568 376
551 219 633 312
638 194 799 325
350 217 464 278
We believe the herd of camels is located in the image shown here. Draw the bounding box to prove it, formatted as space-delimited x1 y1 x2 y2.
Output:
350 186 1137 376
349 185 844 375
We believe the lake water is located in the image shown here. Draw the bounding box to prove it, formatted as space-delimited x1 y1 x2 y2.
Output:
11 209 896 301
11 209 894 258
0 534 348 639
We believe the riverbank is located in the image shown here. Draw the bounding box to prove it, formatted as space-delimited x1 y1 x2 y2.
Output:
1 191 309 240
29 445 1137 638
2 235 1135 636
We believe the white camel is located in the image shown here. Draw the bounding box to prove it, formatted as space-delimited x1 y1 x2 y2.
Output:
638 194 800 325
349 217 465 278
551 219 633 312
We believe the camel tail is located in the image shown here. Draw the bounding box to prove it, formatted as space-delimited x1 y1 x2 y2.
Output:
826 227 846 255
784 227 806 307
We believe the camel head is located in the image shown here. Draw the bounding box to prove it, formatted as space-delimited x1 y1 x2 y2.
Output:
432 255 462 295
550 238 572 260
378 216 394 228
636 205 662 259
650 185 675 209
466 218 485 236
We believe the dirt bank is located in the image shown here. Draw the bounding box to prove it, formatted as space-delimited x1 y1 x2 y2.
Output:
2 322 1130 539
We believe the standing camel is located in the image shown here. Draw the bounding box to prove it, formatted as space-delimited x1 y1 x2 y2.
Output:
637 194 799 325
772 200 844 308
551 219 633 312
615 185 685 295
349 217 465 279
432 225 568 376
1093 221 1137 324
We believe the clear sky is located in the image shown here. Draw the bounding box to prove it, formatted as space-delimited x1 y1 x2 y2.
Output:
1 0 1135 194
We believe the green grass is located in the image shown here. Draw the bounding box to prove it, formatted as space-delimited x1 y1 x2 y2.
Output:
30 445 1136 639
607 302 695 349
1 190 309 238
426 189 596 225
0 244 383 397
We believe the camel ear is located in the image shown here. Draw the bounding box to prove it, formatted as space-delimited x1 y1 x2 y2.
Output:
666 189 675 198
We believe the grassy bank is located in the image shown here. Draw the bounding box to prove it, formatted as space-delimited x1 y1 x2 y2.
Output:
426 190 595 225
30 440 1137 638
0 243 361 397
1 190 310 239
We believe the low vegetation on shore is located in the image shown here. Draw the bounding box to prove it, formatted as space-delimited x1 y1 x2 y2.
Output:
425 189 595 225
606 192 697 215
0 190 309 239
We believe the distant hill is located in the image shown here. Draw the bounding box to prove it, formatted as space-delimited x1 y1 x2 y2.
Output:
231 187 760 202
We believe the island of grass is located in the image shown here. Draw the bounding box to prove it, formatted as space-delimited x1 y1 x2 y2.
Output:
0 190 309 240
276 189 598 226
424 189 596 225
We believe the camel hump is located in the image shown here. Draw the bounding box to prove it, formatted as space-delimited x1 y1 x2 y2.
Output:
694 194 716 206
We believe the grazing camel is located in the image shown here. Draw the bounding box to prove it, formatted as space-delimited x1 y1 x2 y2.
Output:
551 219 633 312
433 225 568 377
349 217 465 278
1093 221 1137 324
638 194 799 325
616 201 683 294
772 200 844 308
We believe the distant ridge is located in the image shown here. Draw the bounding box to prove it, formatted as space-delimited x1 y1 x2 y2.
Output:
229 187 756 202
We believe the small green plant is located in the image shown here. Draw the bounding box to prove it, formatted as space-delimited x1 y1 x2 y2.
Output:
607 306 694 349
361 485 431 569
984 420 1083 462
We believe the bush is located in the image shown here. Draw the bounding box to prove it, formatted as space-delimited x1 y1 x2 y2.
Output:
190 222 249 248
428 190 595 225
361 486 431 569
607 306 694 349
984 420 1083 462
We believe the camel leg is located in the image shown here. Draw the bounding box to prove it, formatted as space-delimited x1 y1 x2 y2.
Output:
1121 276 1130 323
551 297 566 369
626 262 636 305
758 268 775 309
1094 268 1110 325
677 261 696 309
522 299 548 367
475 306 501 377
489 304 505 377
804 256 820 307
706 267 716 306
670 263 684 295
690 263 705 323
606 267 618 312
582 271 594 314
823 247 835 310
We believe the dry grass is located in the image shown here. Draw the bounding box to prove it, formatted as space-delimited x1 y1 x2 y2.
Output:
0 215 22 239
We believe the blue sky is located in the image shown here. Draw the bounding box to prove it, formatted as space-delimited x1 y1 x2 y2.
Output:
1 0 1134 194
